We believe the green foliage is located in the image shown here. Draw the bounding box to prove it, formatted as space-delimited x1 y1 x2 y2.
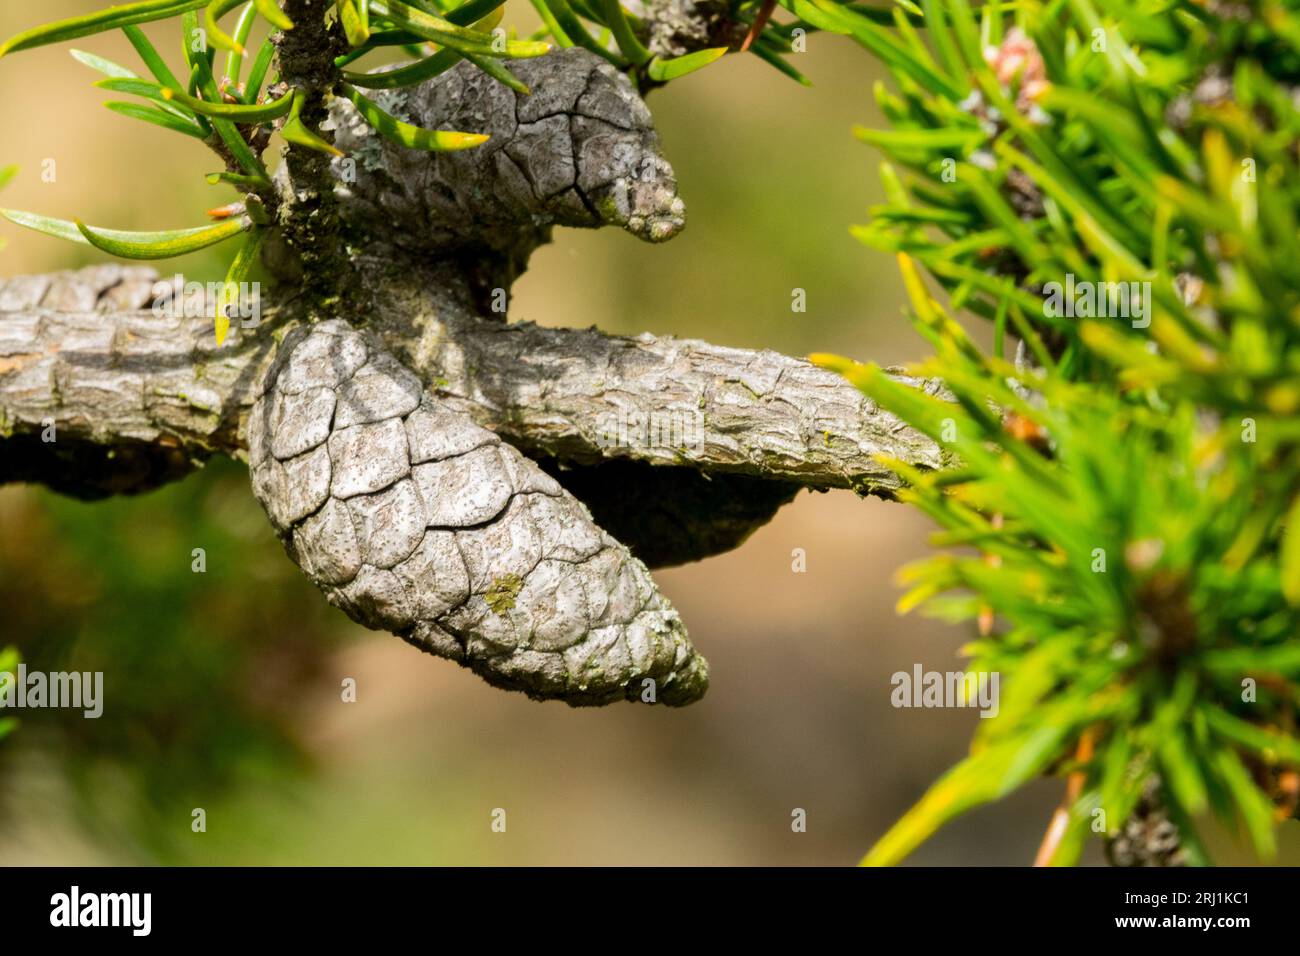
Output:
216 227 267 343
595 0 652 65
205 0 258 55
162 83 296 122
0 646 18 742
0 210 252 259
280 88 345 156
370 0 549 57
818 0 1300 864
646 45 728 82
0 0 210 57
340 83 491 149
341 46 461 87
338 0 372 48
0 459 346 860
254 0 295 31
0 163 14 254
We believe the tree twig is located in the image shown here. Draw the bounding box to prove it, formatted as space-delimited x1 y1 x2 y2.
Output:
0 265 942 499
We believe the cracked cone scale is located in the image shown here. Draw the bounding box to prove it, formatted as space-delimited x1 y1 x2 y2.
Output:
248 320 709 705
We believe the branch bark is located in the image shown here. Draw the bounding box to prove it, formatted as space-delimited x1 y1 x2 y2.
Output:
0 265 940 498
0 52 941 507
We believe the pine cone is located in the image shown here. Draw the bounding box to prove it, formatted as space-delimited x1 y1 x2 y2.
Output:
246 321 709 705
1105 777 1188 867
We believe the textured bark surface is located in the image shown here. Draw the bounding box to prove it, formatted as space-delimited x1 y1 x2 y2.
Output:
0 266 274 498
274 0 352 310
0 266 941 499
634 0 744 57
330 51 687 263
414 310 946 494
249 320 708 704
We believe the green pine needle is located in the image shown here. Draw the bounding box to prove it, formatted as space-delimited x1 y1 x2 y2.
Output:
645 47 728 83
0 0 209 58
341 84 490 151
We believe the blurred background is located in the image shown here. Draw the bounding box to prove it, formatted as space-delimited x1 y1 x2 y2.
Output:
1 1 1293 865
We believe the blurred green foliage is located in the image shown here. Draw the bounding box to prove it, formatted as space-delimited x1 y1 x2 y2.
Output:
0 459 346 861
0 647 19 741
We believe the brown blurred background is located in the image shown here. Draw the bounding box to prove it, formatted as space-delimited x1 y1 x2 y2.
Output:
1 1 1292 866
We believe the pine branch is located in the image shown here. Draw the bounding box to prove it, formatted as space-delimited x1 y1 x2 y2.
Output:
0 264 939 499
0 35 941 706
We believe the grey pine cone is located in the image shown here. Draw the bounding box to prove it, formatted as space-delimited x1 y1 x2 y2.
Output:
1105 777 1188 867
247 321 709 705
